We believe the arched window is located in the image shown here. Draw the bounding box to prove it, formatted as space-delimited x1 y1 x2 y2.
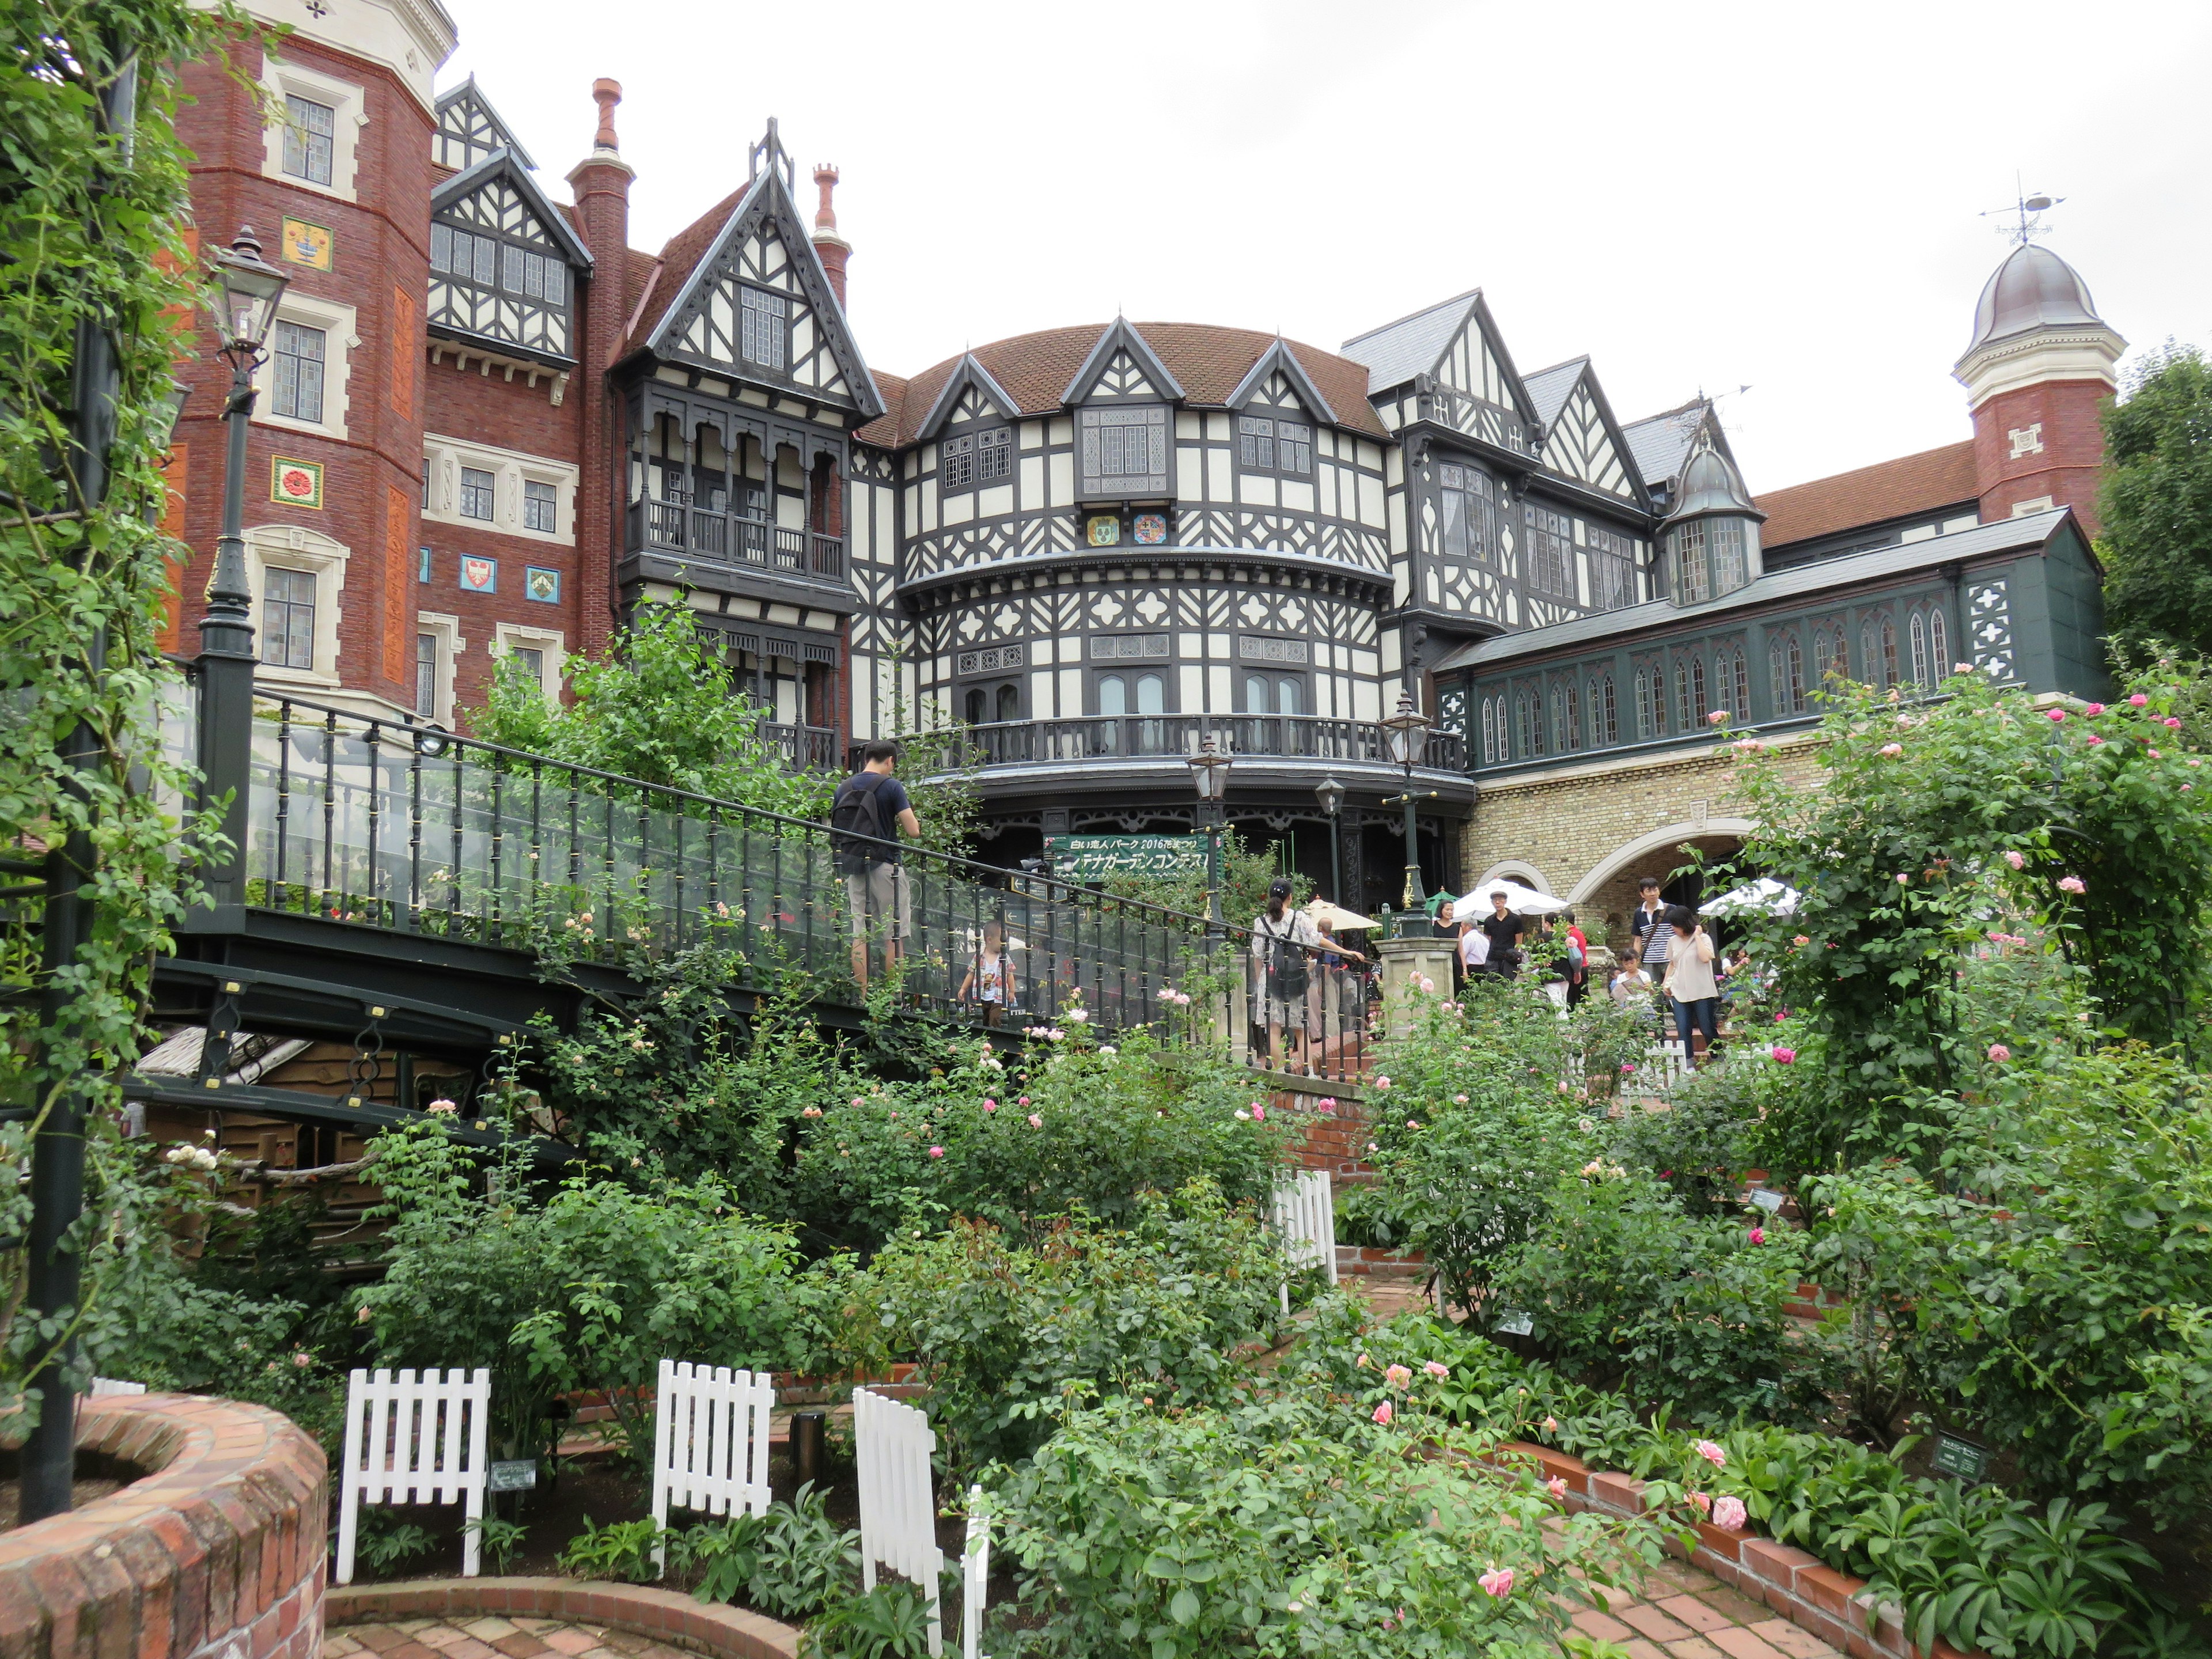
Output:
1515 692 1532 757
1565 684 1582 751
1635 669 1654 740
1599 675 1619 744
965 687 987 725
1480 696 1496 765
1910 612 1929 684
997 683 1021 722
1675 660 1692 730
1880 617 1898 688
1830 631 1850 682
1859 618 1878 685
1097 674 1127 716
1770 632 1806 715
1135 673 1165 715
1691 657 1708 724
1673 521 1710 605
1930 607 1949 671
1812 628 1832 684
1650 664 1668 735
1724 646 1751 719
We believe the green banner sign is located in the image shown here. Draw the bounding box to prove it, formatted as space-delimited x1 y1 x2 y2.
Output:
1046 834 1209 881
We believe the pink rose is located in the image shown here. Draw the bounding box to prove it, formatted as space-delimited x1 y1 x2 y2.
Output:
852 1099 865 1109
2058 876 2086 894
2085 702 2106 715
929 1145 944 1158
2130 693 2150 706
1318 1097 1338 1113
2166 717 2183 728
1541 1416 1559 1433
1405 1119 1421 1130
1709 710 1728 726
1028 1113 1042 1128
983 1098 997 1111
1748 1227 1766 1245
1770 1047 1796 1064
1018 1096 1030 1106
1547 1475 1568 1499
1880 743 1903 757
2004 850 2025 869
2151 748 2162 759
1955 663 1974 674
1423 1360 1449 1379
2047 709 2066 723
1373 1075 1391 1089
1252 1103 1267 1122
1988 1044 2010 1063
1694 1439 1726 1468
1690 1491 1711 1513
2088 736 2105 746
1372 1401 1393 1426
1479 1567 1515 1598
1714 1495 1748 1531
1384 1363 1412 1388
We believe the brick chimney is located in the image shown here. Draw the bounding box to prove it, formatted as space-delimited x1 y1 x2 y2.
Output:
567 77 634 659
812 163 851 314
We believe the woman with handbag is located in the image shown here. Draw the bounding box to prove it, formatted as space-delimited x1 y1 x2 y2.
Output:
1250 878 1357 1075
1661 904 1722 1065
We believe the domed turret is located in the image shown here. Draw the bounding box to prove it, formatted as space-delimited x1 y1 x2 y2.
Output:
1661 446 1764 606
1953 242 2125 532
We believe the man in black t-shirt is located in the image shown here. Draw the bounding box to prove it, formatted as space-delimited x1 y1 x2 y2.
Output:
1478 888 1527 978
832 741 921 990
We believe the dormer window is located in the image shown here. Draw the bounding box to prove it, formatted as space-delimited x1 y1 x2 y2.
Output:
942 426 1011 492
428 165 584 364
1661 447 1764 608
1238 415 1312 476
1078 405 1169 499
739 288 788 370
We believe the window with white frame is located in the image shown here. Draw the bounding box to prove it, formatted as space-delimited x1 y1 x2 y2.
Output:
459 467 495 521
271 322 325 423
243 524 349 684
524 479 557 533
415 632 438 716
281 95 335 185
495 624 563 702
739 288 788 370
262 567 316 669
415 612 463 725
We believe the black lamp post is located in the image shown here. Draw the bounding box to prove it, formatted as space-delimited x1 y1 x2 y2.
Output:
1381 692 1435 935
195 227 289 922
1185 736 1233 931
1315 775 1344 904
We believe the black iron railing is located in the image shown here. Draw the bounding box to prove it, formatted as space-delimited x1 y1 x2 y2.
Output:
627 498 844 581
884 714 1467 774
182 687 1372 1079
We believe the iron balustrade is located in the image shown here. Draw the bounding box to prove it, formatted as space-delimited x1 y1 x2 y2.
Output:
173 687 1373 1078
760 722 843 772
882 713 1468 774
626 497 844 581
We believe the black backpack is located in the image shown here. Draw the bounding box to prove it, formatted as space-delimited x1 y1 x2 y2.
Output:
1259 916 1310 1001
830 773 891 874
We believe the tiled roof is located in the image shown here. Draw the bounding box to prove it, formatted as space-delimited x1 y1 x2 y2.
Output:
1621 400 1709 490
1433 508 2070 673
1522 358 1587 430
855 372 907 448
1339 290 1482 392
1756 441 1979 548
876 321 1389 446
626 181 754 347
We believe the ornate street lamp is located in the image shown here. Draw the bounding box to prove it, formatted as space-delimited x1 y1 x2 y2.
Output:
1380 692 1436 933
1185 736 1233 929
200 226 289 661
1315 775 1344 904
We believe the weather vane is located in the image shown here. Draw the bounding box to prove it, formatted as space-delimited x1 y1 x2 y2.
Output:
1980 176 2063 245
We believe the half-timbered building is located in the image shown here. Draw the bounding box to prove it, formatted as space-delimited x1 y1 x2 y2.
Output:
168 0 2126 926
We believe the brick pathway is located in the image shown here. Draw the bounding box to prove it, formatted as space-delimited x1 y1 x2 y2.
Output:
327 1618 695 1659
1575 1558 1844 1659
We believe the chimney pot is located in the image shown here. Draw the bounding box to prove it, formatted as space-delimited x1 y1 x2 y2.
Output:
810 162 850 311
591 78 622 150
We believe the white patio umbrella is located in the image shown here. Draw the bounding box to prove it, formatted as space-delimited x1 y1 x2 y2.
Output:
1468 879 1569 916
1306 899 1378 931
1700 877 1800 918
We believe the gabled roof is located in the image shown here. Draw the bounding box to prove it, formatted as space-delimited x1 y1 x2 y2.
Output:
432 148 593 268
855 372 908 449
1755 441 1980 549
913 353 1020 440
1620 398 1713 491
1225 337 1338 426
1433 508 2074 674
434 75 534 171
870 323 1389 448
1340 289 1483 391
1060 317 1187 405
632 158 885 419
1522 357 1588 430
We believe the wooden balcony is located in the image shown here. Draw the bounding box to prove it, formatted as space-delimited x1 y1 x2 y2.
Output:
625 497 844 584
877 714 1468 776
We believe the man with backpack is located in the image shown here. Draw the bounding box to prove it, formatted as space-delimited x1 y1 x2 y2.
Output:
831 741 921 991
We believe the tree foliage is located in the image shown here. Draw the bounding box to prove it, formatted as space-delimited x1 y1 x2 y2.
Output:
0 0 240 1422
2099 344 2212 664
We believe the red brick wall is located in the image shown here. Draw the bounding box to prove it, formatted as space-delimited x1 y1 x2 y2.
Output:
1971 376 2111 536
175 32 432 708
0 1393 327 1659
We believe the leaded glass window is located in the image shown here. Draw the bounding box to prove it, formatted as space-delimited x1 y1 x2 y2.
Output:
282 95 334 185
271 321 325 423
262 567 316 669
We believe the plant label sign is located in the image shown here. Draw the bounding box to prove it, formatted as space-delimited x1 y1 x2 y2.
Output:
1930 1434 1990 1482
1749 1188 1787 1214
487 1459 537 1493
1495 1310 1535 1337
1046 834 1209 882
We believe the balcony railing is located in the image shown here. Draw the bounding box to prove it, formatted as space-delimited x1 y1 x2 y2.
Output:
762 722 842 772
885 714 1468 774
627 497 844 582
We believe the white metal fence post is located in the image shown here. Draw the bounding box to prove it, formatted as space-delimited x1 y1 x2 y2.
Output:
961 1483 990 1659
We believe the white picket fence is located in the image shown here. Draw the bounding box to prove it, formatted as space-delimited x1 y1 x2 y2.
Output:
1272 1169 1337 1312
960 1484 990 1659
651 1359 775 1571
336 1366 490 1585
1635 1037 1691 1092
855 1387 946 1657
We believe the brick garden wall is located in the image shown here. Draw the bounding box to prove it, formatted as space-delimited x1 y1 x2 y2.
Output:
0 1393 328 1659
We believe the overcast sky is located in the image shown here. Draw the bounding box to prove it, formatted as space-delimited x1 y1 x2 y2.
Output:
441 0 2211 494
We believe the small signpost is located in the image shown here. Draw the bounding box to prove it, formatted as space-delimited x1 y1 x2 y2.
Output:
1748 1187 1787 1214
487 1459 537 1493
1045 834 1209 882
1930 1433 1991 1482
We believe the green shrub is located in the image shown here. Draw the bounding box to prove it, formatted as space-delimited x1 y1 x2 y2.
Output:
987 1387 1662 1659
1491 1165 1832 1423
558 1516 665 1582
800 1582 941 1659
792 1028 1293 1253
682 1484 860 1620
861 1183 1285 1469
1360 980 1604 1315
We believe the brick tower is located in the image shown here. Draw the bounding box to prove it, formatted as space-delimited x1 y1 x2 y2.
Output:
1953 243 2126 535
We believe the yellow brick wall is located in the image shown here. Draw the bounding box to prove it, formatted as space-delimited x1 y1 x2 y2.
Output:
1460 736 1825 954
